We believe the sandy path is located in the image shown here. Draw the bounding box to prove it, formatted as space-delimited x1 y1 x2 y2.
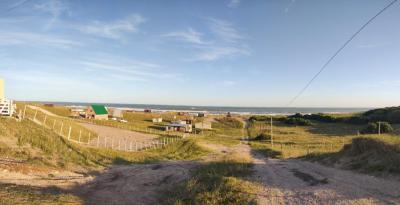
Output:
27 105 59 117
251 151 400 205
81 123 158 147
76 161 197 205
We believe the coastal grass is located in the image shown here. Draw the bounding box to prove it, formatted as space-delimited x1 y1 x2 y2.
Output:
305 135 400 175
0 183 82 205
0 117 209 170
248 120 361 158
162 153 259 205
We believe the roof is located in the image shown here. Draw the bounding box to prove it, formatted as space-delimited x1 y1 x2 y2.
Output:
91 105 108 115
167 123 188 127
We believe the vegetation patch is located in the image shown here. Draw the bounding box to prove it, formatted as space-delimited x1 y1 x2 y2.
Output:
162 157 259 205
305 137 400 175
285 117 313 126
0 183 82 205
360 122 393 134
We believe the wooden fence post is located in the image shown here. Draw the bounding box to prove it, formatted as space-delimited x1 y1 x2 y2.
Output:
23 105 27 119
33 110 38 121
97 135 100 147
43 115 47 126
60 122 64 135
68 126 72 140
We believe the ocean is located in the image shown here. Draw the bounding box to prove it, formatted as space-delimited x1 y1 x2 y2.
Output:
43 102 372 115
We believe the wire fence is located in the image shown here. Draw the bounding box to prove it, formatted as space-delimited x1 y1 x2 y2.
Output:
20 105 185 152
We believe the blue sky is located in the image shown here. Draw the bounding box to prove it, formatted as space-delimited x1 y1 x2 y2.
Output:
1 0 399 107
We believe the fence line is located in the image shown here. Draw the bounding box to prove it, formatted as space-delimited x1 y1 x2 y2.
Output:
20 105 185 153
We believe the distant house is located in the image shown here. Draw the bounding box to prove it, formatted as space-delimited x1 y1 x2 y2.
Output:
165 120 193 133
110 108 123 118
70 108 85 118
152 118 163 123
86 105 108 120
0 78 16 117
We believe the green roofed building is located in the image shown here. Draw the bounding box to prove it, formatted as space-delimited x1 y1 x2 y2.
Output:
86 105 109 120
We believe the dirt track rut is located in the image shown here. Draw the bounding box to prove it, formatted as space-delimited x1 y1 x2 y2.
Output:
252 151 400 205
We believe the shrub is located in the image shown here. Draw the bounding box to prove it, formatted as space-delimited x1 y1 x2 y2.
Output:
216 117 243 129
253 133 271 141
285 118 313 126
363 106 400 123
361 122 393 134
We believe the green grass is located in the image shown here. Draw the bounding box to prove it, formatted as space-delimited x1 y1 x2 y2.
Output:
305 136 400 175
0 183 82 205
0 117 209 170
162 154 259 205
247 120 361 158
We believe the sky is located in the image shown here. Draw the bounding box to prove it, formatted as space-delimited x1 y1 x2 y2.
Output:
1 0 400 108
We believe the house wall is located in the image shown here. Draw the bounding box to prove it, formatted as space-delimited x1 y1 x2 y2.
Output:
95 114 108 120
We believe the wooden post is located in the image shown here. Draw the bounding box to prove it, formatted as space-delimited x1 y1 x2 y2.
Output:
60 122 64 135
378 122 381 135
270 117 274 148
88 133 91 145
97 135 100 147
79 130 82 143
43 115 47 126
33 110 38 121
68 126 72 140
23 105 27 119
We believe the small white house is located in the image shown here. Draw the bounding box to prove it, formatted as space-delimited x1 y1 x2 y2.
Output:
152 118 163 123
0 99 15 117
0 79 15 117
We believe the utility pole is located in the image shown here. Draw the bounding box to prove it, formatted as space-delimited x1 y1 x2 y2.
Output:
378 122 381 135
270 116 274 148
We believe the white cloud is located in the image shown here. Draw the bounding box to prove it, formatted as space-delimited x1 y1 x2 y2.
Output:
284 0 296 13
208 18 244 43
0 31 81 48
73 15 146 39
194 46 250 61
227 0 240 8
34 0 69 29
80 57 180 82
166 18 250 61
163 27 209 45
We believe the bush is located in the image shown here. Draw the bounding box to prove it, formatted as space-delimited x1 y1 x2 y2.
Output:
216 117 243 129
363 106 400 123
361 122 393 134
285 118 313 126
253 133 271 141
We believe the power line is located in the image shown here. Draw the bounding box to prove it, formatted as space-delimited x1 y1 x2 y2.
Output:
287 0 399 106
1 0 32 16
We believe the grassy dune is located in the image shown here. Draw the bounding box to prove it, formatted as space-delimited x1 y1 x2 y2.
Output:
306 136 400 175
0 117 209 170
162 153 259 205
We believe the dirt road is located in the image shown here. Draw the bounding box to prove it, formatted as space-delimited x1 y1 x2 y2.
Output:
81 123 158 147
251 151 400 205
76 161 197 205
